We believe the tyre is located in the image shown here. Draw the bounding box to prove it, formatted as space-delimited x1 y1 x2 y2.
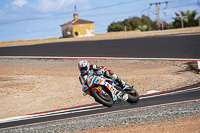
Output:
91 86 113 107
125 88 140 103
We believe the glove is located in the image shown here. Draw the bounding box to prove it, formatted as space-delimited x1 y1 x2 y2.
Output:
96 69 103 75
90 64 97 70
82 84 88 92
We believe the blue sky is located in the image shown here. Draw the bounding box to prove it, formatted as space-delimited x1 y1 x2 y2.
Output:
0 0 199 42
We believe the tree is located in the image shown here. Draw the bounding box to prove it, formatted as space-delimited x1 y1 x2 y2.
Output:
107 15 157 32
185 10 198 27
107 22 124 32
129 17 141 30
171 10 199 28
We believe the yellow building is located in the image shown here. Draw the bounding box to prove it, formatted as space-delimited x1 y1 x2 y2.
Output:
60 13 95 38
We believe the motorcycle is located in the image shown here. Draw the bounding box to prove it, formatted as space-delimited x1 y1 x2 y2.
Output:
83 71 139 107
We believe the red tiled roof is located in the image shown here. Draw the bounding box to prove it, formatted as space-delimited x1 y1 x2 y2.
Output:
60 19 94 26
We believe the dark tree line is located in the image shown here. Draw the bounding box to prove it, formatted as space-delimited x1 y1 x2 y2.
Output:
107 15 157 32
108 10 200 32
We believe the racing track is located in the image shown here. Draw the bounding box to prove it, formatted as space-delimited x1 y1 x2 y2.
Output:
0 34 200 59
0 34 200 130
0 83 200 129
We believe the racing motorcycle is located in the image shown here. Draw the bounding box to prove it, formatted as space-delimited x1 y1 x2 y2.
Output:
83 71 139 107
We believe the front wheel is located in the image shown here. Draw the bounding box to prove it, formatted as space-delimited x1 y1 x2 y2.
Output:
91 86 113 107
125 88 140 103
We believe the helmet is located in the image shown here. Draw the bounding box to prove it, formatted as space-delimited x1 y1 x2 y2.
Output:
78 60 90 75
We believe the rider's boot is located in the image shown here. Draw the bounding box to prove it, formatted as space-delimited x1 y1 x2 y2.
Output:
116 91 128 101
116 76 126 89
104 70 126 88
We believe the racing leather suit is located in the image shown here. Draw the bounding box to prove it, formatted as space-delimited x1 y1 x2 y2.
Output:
79 64 126 92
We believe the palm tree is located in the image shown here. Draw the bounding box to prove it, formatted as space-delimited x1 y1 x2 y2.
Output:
184 10 198 27
172 10 198 28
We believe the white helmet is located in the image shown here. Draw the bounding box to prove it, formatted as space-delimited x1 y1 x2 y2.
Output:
78 60 90 75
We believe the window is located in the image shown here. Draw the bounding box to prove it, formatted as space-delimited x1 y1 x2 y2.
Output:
75 32 79 36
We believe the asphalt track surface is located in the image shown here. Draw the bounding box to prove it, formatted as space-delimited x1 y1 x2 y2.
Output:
0 34 200 59
1 83 200 129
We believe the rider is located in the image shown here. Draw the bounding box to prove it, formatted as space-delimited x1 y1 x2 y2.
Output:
78 60 128 101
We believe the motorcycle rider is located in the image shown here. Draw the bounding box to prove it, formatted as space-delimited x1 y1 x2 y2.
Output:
78 60 128 101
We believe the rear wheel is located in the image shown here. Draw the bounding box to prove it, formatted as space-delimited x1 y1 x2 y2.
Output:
91 86 113 107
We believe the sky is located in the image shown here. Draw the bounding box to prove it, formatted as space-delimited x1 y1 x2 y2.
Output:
0 0 199 42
